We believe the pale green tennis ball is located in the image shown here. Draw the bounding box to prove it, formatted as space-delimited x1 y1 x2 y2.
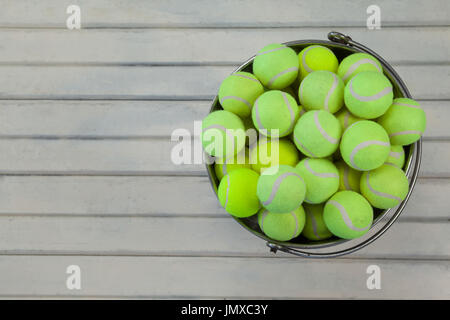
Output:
218 168 260 217
340 120 390 171
214 148 251 180
298 45 338 81
298 70 344 113
360 164 409 209
344 71 393 119
252 90 300 137
385 145 405 169
218 72 264 118
293 110 342 158
202 110 246 158
335 107 362 131
257 165 306 213
258 206 306 242
335 160 362 192
377 98 427 146
337 53 383 84
323 191 373 239
253 43 299 89
250 138 300 173
302 203 333 241
295 158 339 204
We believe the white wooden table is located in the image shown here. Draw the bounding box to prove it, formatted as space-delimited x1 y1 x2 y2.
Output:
0 0 448 299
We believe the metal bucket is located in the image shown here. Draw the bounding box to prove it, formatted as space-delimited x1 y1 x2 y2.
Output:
206 31 422 258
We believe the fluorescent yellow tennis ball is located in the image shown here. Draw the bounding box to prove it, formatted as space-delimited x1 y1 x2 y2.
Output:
360 164 409 209
202 110 246 158
377 98 427 146
258 206 306 242
218 168 261 218
298 70 344 113
340 120 390 171
250 138 300 173
218 72 264 117
252 90 300 137
385 145 405 169
337 53 383 84
293 110 342 158
302 203 333 241
344 71 393 119
298 45 338 80
253 43 299 89
323 191 373 239
335 160 362 192
335 107 362 131
214 148 251 180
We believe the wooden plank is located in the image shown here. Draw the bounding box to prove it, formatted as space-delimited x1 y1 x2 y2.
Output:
2 27 449 64
1 0 449 27
0 100 445 139
0 255 447 299
0 139 445 176
0 176 445 220
0 215 447 259
0 65 447 100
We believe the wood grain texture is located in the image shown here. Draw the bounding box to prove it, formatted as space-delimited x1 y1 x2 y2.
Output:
0 255 448 299
1 27 449 64
1 0 449 27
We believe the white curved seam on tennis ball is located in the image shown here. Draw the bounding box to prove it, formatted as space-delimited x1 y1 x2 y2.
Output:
314 111 338 144
304 158 338 179
291 211 299 239
267 67 299 88
348 78 392 102
224 174 231 209
389 151 401 159
342 58 381 82
220 96 252 111
281 92 296 135
343 111 350 129
293 135 316 158
327 200 371 232
257 45 287 56
302 45 332 73
260 209 269 233
389 130 422 137
392 102 421 109
299 80 305 103
365 172 402 203
323 72 338 112
262 172 303 206
253 100 265 131
306 208 320 240
349 140 390 170
343 165 352 190
232 73 260 83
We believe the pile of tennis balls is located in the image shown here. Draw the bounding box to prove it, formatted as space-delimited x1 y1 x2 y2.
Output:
202 43 426 242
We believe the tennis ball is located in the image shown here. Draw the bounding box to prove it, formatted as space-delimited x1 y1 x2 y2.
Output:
337 53 383 84
298 45 338 80
218 168 260 218
218 72 264 118
335 160 362 192
377 98 427 145
252 90 300 137
253 43 299 89
293 110 342 158
298 70 344 113
258 206 306 242
340 120 390 171
257 165 306 213
295 158 339 204
385 145 405 169
242 115 257 146
335 107 362 131
302 203 333 241
323 191 373 239
360 164 409 209
250 138 300 173
344 71 393 119
202 110 246 158
214 148 251 180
